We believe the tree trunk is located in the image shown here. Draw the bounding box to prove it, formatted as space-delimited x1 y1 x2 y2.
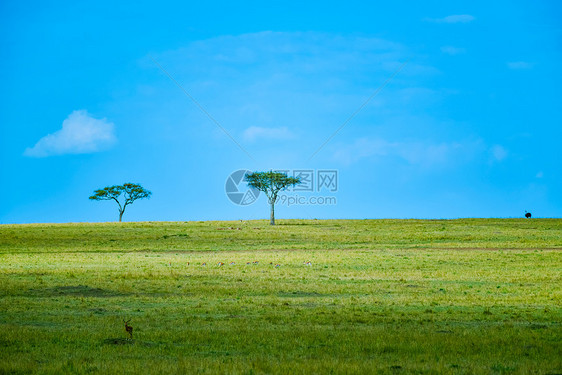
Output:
270 201 275 225
119 210 124 222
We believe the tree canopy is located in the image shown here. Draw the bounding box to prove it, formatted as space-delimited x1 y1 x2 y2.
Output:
245 171 301 225
89 183 151 222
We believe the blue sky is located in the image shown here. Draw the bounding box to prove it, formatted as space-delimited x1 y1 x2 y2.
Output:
1 0 561 223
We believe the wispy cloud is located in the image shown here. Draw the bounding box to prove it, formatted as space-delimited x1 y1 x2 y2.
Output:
490 144 508 162
441 46 466 55
426 14 475 24
507 61 534 70
243 126 295 142
332 137 477 167
150 31 414 161
154 32 407 83
24 110 116 157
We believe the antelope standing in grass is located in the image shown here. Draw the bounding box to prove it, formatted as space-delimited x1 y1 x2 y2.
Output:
217 262 225 266
123 319 133 339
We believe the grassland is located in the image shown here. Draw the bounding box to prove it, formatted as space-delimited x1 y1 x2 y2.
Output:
0 219 561 374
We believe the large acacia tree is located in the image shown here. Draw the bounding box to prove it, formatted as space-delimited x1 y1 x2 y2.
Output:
89 183 151 222
245 171 301 225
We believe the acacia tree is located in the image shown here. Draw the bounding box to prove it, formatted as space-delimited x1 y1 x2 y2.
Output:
245 171 301 225
89 183 152 222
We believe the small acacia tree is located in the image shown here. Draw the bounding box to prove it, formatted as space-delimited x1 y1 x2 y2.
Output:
89 183 152 222
245 171 301 225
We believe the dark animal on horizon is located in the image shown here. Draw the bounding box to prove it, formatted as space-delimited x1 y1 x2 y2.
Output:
525 211 532 218
123 319 133 339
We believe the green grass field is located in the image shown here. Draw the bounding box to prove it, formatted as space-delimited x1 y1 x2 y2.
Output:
1 219 561 374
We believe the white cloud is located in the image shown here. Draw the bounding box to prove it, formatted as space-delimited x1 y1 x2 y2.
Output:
491 144 508 161
426 14 475 24
507 61 533 70
441 46 466 55
243 126 295 142
24 110 116 157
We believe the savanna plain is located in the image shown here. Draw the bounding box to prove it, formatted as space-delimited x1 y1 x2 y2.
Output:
0 219 561 374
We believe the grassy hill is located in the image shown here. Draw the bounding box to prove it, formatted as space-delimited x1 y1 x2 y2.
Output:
1 219 561 374
1 218 561 253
